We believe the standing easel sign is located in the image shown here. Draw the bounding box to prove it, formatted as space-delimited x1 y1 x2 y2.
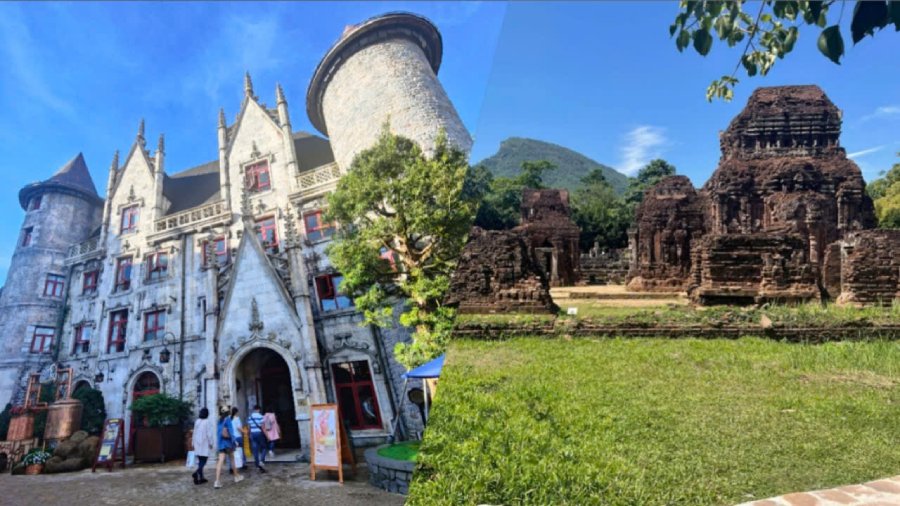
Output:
92 418 126 472
310 404 352 483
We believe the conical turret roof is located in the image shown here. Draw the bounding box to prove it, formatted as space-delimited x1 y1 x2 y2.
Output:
19 153 102 209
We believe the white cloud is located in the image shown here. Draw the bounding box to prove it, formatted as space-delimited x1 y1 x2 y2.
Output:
0 5 77 119
859 105 900 123
618 125 668 176
847 145 885 159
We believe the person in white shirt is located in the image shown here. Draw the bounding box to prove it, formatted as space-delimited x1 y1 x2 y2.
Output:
230 407 245 470
191 407 216 485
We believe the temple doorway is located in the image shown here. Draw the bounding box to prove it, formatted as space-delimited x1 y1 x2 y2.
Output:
234 348 300 448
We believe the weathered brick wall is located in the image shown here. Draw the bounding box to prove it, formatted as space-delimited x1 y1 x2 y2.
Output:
320 37 472 170
836 230 900 306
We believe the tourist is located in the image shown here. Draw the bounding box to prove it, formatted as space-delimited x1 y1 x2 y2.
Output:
247 404 268 473
214 406 244 489
191 407 215 485
230 407 246 470
262 406 281 459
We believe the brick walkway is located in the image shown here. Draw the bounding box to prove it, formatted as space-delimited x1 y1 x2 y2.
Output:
737 475 900 506
0 461 404 506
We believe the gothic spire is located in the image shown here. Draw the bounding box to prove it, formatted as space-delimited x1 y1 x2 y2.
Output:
157 133 165 154
136 118 146 148
218 108 226 129
244 71 254 99
240 185 252 219
276 83 286 105
109 150 119 173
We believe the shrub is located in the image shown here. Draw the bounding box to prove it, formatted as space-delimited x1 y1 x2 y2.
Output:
22 449 51 466
0 403 11 440
72 386 106 434
129 393 191 428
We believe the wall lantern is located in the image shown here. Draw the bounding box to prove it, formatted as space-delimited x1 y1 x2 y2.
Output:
159 347 171 364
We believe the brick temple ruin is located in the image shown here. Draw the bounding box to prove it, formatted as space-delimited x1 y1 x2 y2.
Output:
629 85 900 305
514 189 581 287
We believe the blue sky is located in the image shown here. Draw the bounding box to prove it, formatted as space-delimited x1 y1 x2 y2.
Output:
472 1 900 184
1 2 898 284
0 1 505 283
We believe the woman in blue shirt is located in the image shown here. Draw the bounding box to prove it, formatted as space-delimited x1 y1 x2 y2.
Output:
213 406 244 488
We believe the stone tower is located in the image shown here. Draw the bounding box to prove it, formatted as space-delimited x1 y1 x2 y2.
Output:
306 12 473 171
0 154 103 408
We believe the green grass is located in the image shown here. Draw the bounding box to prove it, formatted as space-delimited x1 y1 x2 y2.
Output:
377 440 420 462
408 337 900 505
459 301 900 329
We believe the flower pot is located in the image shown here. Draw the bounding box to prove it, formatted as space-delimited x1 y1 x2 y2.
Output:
24 464 43 475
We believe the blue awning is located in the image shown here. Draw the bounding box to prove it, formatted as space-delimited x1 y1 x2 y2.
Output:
402 354 445 379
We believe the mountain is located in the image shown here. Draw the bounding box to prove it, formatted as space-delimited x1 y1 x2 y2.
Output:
476 137 629 194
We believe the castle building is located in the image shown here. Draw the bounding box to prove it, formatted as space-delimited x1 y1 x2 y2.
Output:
0 12 471 455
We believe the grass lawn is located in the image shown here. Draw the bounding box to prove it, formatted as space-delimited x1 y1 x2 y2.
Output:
408 337 900 505
457 301 900 328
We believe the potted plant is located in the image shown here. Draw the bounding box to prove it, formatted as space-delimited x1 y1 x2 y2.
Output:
129 393 191 463
22 449 51 475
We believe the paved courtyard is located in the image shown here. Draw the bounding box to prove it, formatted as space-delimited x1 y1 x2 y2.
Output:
0 461 405 506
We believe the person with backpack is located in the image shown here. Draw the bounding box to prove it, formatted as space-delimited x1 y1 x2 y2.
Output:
214 405 245 489
247 404 268 473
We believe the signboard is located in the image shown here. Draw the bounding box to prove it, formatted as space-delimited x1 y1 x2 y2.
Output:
92 418 125 472
310 404 347 483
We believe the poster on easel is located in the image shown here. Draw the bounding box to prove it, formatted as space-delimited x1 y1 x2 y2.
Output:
310 404 345 483
92 418 126 472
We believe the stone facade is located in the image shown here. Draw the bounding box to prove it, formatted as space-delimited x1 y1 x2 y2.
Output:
0 11 468 453
628 85 881 305
514 189 581 287
445 227 557 314
307 13 472 170
832 230 900 306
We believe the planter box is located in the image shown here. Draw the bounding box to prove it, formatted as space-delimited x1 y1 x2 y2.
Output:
134 425 185 463
24 464 43 475
8 414 35 441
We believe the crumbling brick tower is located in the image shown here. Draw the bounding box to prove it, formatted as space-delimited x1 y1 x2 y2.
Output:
306 12 473 171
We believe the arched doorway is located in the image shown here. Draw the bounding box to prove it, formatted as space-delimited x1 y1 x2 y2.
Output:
234 348 299 448
130 372 160 453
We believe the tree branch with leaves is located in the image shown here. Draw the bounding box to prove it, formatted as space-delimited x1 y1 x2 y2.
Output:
671 1 900 101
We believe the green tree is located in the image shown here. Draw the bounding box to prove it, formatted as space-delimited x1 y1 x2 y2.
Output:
474 160 557 230
572 169 632 250
72 385 106 434
624 159 677 208
326 127 481 368
0 403 11 440
868 153 900 228
671 1 900 101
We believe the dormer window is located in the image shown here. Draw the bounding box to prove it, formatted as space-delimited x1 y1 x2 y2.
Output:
245 160 271 192
121 205 139 234
115 256 133 292
29 196 42 211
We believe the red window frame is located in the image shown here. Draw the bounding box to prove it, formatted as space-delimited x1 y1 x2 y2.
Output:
120 205 139 234
22 227 33 247
303 210 335 242
257 217 278 254
314 274 353 311
108 309 128 353
331 361 382 430
82 270 99 294
115 257 133 292
203 237 229 268
72 324 90 354
30 326 54 354
30 196 42 211
245 160 271 192
43 274 65 298
146 251 169 281
143 309 166 341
